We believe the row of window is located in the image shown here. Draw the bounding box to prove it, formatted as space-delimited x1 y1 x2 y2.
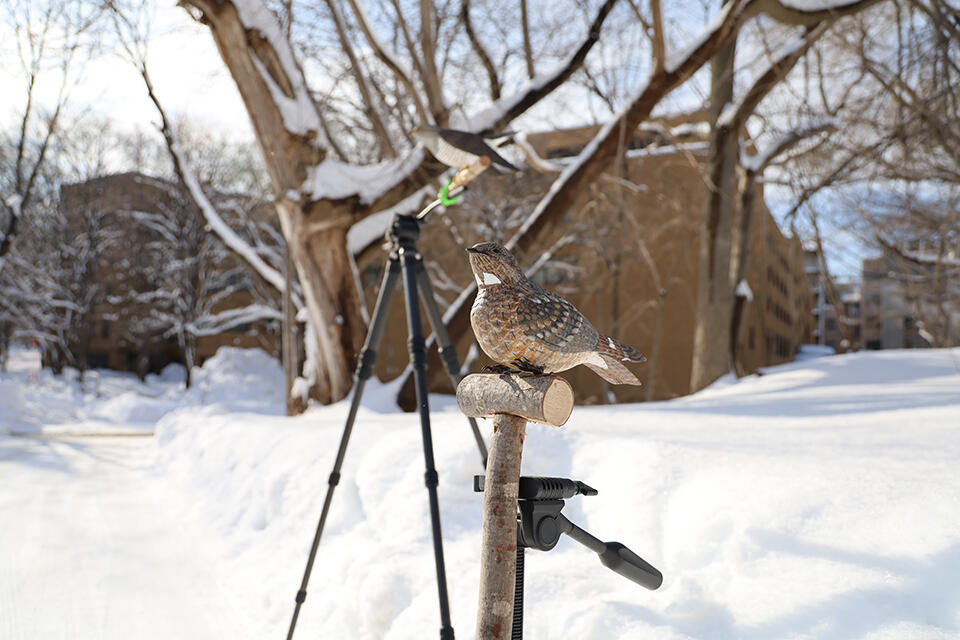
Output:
765 296 793 325
766 265 790 299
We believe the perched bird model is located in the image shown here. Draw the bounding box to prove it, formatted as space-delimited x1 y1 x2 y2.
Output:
467 241 645 385
412 125 519 172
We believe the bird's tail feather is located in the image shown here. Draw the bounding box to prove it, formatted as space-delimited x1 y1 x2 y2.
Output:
587 335 646 386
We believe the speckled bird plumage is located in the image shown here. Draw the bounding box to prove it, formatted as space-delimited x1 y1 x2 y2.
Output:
412 125 519 172
467 241 645 385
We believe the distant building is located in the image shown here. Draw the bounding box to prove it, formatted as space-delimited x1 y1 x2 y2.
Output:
803 248 861 352
54 172 281 376
355 121 813 403
862 253 929 350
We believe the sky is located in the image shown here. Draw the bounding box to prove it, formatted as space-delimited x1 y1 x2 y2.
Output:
0 3 254 143
0 0 875 278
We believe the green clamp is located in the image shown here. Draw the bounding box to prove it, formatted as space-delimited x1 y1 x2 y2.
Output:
439 181 461 207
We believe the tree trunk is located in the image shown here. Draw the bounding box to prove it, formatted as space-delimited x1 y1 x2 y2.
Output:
690 33 738 393
184 0 375 403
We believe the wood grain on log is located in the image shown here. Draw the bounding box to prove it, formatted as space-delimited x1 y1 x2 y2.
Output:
456 374 573 427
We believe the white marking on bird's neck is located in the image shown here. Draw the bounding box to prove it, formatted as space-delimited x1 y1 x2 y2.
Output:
475 271 502 287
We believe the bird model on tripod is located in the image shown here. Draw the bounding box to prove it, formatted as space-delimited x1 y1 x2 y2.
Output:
468 242 646 385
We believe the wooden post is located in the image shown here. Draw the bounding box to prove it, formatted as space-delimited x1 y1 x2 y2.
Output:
456 373 574 640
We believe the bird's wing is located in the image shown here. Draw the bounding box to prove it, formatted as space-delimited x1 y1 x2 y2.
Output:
516 285 598 353
439 128 519 170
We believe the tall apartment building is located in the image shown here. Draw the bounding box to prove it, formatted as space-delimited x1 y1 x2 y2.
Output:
804 248 861 352
862 254 927 350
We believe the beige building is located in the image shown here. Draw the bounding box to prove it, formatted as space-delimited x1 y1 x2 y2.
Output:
355 123 813 403
54 172 280 376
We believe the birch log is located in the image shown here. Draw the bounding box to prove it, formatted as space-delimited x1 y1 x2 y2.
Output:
457 374 574 427
457 373 573 639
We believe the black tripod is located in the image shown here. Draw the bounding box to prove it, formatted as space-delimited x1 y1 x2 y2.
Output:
286 209 488 640
474 475 663 639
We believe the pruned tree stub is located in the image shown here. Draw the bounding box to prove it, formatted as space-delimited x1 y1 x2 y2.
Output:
458 372 574 639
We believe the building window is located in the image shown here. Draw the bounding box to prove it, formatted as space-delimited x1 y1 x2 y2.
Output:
101 320 111 338
749 326 755 350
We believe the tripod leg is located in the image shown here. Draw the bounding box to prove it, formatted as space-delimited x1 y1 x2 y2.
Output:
400 246 455 640
286 258 401 640
413 260 488 466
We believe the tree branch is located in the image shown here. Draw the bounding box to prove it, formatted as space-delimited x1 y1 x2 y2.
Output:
343 0 429 123
461 0 502 100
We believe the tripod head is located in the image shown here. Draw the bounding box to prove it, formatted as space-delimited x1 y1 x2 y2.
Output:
474 475 663 591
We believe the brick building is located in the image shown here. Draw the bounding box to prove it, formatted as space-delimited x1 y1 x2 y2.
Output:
54 172 280 376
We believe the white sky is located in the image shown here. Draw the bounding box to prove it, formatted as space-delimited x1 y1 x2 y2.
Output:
0 3 254 142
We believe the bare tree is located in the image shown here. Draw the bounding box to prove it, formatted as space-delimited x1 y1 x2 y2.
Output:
0 0 102 258
768 0 959 350
178 0 621 403
393 0 882 404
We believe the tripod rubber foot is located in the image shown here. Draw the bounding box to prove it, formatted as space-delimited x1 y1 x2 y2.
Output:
440 625 455 640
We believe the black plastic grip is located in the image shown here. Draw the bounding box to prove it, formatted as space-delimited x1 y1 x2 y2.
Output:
599 542 663 590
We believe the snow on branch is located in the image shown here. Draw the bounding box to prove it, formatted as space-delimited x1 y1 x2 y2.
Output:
464 0 619 134
186 304 283 337
741 119 837 172
347 184 433 255
718 23 829 131
301 148 426 204
231 0 323 139
3 194 22 218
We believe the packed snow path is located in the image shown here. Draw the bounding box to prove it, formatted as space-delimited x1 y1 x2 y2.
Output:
0 434 249 640
2 347 960 639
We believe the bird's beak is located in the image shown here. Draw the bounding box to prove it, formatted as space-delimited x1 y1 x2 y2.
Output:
466 246 481 254
411 127 420 136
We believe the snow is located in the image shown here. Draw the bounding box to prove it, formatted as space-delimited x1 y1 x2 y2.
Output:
346 184 434 255
3 346 960 639
736 278 753 300
169 141 288 295
301 149 425 204
794 343 837 360
231 0 322 139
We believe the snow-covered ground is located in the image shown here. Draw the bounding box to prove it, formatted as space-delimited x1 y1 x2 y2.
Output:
1 346 959 639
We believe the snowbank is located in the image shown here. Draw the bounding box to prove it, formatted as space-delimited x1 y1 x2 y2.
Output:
151 348 960 639
0 346 282 435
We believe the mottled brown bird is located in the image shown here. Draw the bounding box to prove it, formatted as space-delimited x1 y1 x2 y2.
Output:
467 241 645 385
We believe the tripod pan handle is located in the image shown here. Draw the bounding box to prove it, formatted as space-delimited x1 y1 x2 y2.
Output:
600 542 663 590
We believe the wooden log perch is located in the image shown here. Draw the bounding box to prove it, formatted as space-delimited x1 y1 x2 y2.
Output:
457 373 574 427
457 373 573 640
